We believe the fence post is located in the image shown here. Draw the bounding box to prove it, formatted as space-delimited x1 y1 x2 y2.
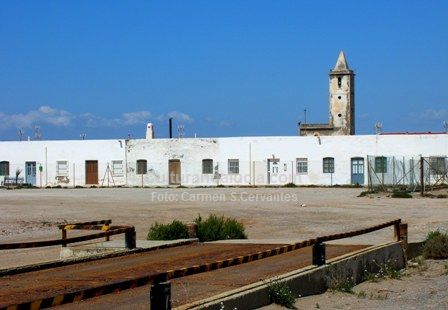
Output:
399 223 408 250
312 242 326 266
105 223 110 242
150 281 171 310
394 222 401 241
125 227 136 249
420 158 424 196
62 228 67 247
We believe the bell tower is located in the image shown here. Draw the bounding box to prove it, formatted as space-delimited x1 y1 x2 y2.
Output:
329 51 355 135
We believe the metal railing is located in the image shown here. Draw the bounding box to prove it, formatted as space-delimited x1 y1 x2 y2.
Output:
0 219 136 250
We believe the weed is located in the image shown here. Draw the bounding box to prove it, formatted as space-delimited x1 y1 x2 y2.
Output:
283 182 297 188
391 191 412 198
267 281 296 309
358 190 378 197
410 256 428 272
336 277 356 293
195 214 247 242
147 220 190 240
356 290 367 298
364 259 403 282
423 230 448 259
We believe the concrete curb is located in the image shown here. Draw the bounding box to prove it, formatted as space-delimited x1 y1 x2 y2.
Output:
178 241 405 310
0 238 198 277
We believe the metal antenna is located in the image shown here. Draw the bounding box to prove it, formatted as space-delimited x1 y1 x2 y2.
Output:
177 124 185 138
374 122 382 134
80 133 87 140
304 109 307 124
17 128 25 141
443 121 448 132
34 126 42 140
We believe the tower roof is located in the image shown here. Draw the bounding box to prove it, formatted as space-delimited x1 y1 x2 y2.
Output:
333 51 349 71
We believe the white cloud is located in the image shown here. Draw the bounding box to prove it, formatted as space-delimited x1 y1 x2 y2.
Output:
0 106 73 129
80 110 151 128
420 109 447 121
157 111 194 123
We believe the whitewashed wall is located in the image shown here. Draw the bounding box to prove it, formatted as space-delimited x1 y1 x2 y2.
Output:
0 140 126 187
0 134 447 187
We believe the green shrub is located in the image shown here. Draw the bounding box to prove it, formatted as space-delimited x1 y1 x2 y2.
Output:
268 281 296 309
195 214 247 242
391 191 412 198
358 190 378 197
147 220 190 240
423 231 448 259
283 182 297 188
364 259 403 282
336 277 356 293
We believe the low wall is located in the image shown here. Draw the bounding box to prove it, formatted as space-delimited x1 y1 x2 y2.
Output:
180 241 405 310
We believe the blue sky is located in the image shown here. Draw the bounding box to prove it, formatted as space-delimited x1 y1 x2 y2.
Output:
0 1 447 140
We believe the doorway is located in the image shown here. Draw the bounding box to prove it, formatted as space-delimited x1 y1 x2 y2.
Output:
85 160 99 185
351 157 365 185
25 161 36 185
169 159 181 185
267 158 280 185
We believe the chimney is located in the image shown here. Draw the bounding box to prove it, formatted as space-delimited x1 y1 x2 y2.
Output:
146 123 154 139
169 117 173 138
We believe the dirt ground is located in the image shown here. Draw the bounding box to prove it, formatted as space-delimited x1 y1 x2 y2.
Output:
263 258 448 310
0 187 447 269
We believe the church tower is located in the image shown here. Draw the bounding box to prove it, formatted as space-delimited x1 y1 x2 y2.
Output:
328 51 355 135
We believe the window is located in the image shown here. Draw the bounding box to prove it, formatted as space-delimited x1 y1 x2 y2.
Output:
112 160 124 176
323 157 334 173
0 161 9 176
228 159 239 174
136 159 147 175
337 77 342 88
56 161 68 176
429 157 447 175
202 159 213 174
374 156 387 173
296 158 308 174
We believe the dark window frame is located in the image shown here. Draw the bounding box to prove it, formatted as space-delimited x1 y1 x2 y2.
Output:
374 156 388 173
228 159 239 174
323 157 335 174
296 158 308 174
0 161 10 176
136 159 147 175
202 159 213 174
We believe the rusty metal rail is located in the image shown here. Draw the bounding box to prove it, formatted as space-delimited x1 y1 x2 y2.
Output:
1 219 403 310
0 220 135 250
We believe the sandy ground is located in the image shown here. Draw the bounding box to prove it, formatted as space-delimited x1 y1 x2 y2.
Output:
262 258 448 310
0 187 447 269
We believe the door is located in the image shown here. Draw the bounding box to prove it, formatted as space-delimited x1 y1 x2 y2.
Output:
169 160 181 185
25 162 36 185
351 157 364 185
85 160 98 184
267 159 280 185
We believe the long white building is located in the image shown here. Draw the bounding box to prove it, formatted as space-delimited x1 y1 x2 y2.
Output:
0 133 447 187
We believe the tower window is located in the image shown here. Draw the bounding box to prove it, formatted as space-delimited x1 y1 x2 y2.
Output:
337 77 342 88
338 96 341 99
338 113 342 117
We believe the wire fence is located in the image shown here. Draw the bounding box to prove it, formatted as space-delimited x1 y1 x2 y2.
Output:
366 156 448 192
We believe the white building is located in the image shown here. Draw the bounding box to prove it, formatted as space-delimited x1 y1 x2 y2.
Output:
0 133 447 187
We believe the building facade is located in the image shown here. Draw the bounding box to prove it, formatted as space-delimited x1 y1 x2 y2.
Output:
0 134 446 187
